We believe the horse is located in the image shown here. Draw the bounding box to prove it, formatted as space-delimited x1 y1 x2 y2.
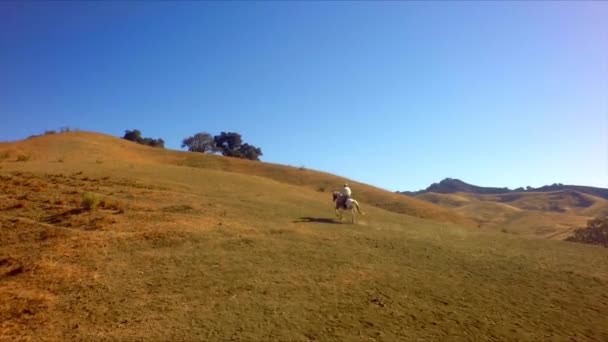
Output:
332 191 364 223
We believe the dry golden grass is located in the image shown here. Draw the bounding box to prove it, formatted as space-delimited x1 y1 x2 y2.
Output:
0 132 473 227
456 201 521 226
497 211 592 239
414 191 608 238
0 132 607 340
417 192 472 208
473 190 605 215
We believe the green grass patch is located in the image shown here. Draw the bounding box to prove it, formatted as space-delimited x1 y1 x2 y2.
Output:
81 192 101 210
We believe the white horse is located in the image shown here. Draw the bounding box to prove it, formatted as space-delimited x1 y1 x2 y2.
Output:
332 191 364 223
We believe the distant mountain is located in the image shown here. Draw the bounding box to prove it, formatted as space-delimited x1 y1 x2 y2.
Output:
399 178 608 200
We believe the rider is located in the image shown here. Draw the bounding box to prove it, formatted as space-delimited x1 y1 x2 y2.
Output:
339 183 352 209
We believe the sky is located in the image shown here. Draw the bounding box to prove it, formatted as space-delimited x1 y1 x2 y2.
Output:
1 1 606 191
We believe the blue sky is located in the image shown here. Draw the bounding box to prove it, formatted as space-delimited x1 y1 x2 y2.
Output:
1 2 606 191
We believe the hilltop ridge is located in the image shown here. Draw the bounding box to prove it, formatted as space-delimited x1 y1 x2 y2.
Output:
400 177 608 199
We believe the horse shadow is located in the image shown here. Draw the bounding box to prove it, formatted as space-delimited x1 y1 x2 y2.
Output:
293 217 343 224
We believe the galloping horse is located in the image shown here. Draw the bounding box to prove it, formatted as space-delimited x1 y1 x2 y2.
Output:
332 191 364 223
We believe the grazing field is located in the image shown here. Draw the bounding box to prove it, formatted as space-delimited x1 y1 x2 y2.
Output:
1 132 607 340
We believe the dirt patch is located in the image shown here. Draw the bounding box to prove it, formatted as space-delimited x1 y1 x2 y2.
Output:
0 257 23 278
0 286 56 337
138 230 192 248
42 208 117 230
161 204 198 214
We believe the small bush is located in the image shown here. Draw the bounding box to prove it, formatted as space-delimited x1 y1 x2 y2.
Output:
566 217 608 247
99 198 125 213
0 151 10 160
96 159 104 164
16 154 30 162
81 192 101 210
44 130 56 135
317 186 326 192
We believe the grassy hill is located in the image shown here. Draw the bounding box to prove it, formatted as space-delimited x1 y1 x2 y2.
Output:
1 131 607 340
0 132 474 227
413 190 608 239
402 176 608 239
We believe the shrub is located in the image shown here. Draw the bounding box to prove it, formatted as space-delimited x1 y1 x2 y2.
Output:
16 154 30 162
81 192 101 210
99 198 125 213
566 217 608 247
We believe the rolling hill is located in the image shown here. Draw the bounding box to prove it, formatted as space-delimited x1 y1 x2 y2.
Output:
0 132 474 227
1 131 607 340
401 178 608 239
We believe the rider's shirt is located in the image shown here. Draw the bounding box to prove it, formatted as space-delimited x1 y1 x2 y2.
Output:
341 186 352 197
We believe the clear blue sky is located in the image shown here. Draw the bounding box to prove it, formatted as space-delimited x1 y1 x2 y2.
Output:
1 1 606 191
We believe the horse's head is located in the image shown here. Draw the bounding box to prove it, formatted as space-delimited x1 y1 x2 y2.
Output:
332 191 339 202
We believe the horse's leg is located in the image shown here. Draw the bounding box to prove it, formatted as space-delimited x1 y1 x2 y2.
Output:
353 201 364 215
352 209 356 223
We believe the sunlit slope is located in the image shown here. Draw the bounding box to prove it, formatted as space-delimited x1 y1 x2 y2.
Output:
416 192 472 208
472 190 607 215
0 131 474 226
413 191 608 238
1 156 607 340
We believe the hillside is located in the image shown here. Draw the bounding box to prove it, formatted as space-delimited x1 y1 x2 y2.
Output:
1 131 607 340
411 190 608 239
0 132 474 227
400 178 608 239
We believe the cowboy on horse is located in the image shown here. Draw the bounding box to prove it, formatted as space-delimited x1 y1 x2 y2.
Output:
337 183 351 209
332 183 364 223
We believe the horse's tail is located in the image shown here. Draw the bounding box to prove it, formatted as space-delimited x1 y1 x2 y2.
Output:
353 200 364 215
